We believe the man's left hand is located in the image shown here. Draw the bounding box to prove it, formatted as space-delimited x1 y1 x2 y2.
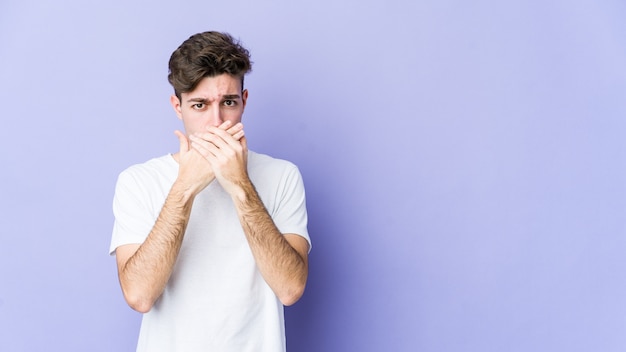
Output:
189 122 250 196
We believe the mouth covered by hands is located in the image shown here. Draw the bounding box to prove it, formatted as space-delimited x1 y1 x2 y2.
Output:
187 121 250 196
173 121 247 196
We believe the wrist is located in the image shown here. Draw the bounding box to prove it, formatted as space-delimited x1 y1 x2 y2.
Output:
171 180 199 203
230 178 255 204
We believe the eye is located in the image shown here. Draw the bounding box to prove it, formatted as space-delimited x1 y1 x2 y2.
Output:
192 103 205 110
223 100 236 107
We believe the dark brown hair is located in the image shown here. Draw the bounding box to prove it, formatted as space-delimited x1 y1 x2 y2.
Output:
168 31 252 99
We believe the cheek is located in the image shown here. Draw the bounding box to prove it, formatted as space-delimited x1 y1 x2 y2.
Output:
180 115 202 134
224 108 244 121
224 116 242 125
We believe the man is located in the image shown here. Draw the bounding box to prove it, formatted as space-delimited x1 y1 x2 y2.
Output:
109 31 310 352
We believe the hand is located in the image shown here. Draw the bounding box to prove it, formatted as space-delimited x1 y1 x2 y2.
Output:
173 130 215 196
189 121 249 196
173 121 244 196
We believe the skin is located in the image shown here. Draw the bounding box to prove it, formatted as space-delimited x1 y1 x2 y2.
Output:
115 74 310 313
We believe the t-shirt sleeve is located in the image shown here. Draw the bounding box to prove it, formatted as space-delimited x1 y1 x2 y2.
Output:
272 164 311 251
109 170 157 255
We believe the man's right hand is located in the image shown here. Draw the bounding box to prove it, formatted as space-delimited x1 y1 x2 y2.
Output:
173 121 245 197
174 129 215 196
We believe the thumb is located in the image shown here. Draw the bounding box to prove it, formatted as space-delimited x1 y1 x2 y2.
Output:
174 130 189 155
240 135 248 151
240 135 248 160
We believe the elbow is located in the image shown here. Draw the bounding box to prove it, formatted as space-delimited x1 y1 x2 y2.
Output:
123 289 155 313
278 283 306 306
128 300 153 314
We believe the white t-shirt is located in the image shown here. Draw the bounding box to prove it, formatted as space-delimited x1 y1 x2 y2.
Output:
110 151 310 352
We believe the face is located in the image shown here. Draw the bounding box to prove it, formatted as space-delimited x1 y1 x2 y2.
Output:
170 74 248 136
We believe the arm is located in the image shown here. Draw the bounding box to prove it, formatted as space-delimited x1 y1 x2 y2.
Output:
115 181 195 313
116 122 244 313
190 127 309 305
233 180 309 306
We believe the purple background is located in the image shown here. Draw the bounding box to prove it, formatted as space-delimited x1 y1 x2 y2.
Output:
1 0 626 351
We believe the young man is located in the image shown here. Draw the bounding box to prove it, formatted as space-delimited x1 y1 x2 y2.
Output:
110 31 310 352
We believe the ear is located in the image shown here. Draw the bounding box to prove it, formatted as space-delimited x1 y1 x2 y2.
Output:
242 89 249 111
170 94 183 120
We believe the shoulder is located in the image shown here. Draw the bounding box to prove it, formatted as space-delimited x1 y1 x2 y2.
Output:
248 151 299 174
247 151 305 194
119 155 176 177
116 154 177 188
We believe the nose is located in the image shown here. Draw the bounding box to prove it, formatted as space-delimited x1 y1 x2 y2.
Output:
206 105 223 127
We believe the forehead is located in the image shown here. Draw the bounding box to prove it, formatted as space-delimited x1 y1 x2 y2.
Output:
184 74 242 98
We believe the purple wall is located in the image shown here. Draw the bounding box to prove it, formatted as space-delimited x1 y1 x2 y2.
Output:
1 0 625 351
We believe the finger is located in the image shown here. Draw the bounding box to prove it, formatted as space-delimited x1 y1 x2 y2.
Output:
231 129 245 141
218 120 233 130
240 135 249 166
191 131 221 149
206 125 241 146
189 135 216 158
226 123 244 140
240 135 248 151
225 122 243 134
198 122 243 143
194 130 230 153
214 121 244 139
174 130 190 154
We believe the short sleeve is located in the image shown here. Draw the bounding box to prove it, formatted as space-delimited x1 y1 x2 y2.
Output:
271 164 311 251
109 170 158 255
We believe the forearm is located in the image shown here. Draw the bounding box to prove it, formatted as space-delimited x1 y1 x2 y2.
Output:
232 181 308 305
119 182 195 313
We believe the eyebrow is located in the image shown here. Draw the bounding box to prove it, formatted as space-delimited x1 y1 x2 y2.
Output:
186 94 241 103
187 97 208 103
